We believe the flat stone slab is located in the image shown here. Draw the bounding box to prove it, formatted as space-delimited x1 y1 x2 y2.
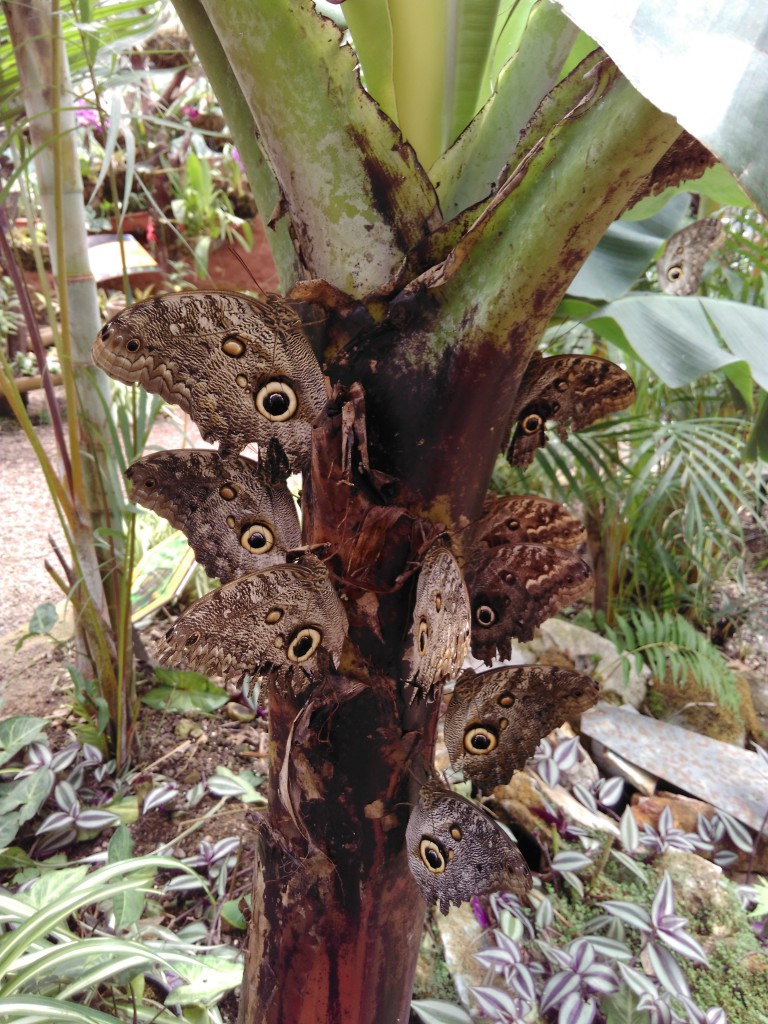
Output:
582 704 768 831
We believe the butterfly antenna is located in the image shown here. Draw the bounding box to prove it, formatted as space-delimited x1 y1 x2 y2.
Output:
229 246 268 297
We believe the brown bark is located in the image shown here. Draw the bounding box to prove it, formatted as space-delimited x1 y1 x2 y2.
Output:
236 54 688 1024
240 391 444 1024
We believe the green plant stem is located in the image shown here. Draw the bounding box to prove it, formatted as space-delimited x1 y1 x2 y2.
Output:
49 0 85 506
0 203 73 495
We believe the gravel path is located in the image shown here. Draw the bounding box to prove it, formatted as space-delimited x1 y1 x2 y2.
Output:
0 398 198 636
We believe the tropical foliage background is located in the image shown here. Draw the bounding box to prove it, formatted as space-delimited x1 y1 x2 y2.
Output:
0 1 767 1023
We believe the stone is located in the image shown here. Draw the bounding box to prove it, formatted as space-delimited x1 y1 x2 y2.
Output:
632 791 713 834
632 792 768 873
590 738 658 795
581 703 768 831
493 770 620 842
648 668 761 747
434 900 488 1010
654 851 736 940
523 618 649 707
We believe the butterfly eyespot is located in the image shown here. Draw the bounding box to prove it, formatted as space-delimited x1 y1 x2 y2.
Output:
287 626 322 663
417 616 429 654
99 324 112 340
475 604 497 627
464 725 498 754
219 484 237 501
221 335 246 358
521 413 542 435
126 338 141 352
506 518 520 531
226 515 235 528
240 522 275 553
435 594 442 612
265 608 283 624
235 374 249 388
255 380 298 422
450 825 462 841
668 266 683 281
419 838 446 874
143 478 156 488
499 718 509 730
554 378 568 392
184 633 200 647
498 692 515 707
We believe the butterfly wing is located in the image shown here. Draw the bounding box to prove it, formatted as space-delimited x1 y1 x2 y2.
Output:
93 290 327 468
406 779 532 914
657 218 724 295
401 546 471 699
473 494 586 550
128 450 302 582
444 665 600 790
507 354 635 468
159 557 348 687
464 543 593 661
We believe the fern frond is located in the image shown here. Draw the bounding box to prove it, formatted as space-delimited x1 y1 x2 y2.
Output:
605 609 740 711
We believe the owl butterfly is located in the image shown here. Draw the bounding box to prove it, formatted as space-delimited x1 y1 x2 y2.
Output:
406 777 532 914
657 218 724 296
127 450 302 583
464 544 592 662
506 353 635 469
159 555 348 693
444 665 599 791
401 545 471 701
92 290 327 471
471 493 586 551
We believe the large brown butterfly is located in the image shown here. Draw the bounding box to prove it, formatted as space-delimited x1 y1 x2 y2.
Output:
471 493 586 551
159 555 348 693
657 218 724 296
444 665 599 790
406 777 532 914
507 353 635 468
464 544 593 661
127 449 301 582
401 545 471 700
93 290 327 470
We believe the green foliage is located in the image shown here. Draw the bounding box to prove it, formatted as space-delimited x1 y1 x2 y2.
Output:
749 879 768 921
0 851 240 1024
601 607 741 710
167 149 253 276
497 398 764 625
141 669 229 713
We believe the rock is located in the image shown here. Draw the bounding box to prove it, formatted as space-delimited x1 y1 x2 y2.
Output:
632 792 714 834
740 668 768 739
225 701 256 722
648 668 761 747
590 738 658 795
581 703 767 830
434 900 487 1010
412 918 461 1005
632 792 768 873
536 775 621 839
493 770 620 842
523 619 649 708
491 771 551 837
653 851 736 940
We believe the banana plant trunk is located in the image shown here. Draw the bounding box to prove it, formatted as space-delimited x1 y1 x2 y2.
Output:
169 3 687 1021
